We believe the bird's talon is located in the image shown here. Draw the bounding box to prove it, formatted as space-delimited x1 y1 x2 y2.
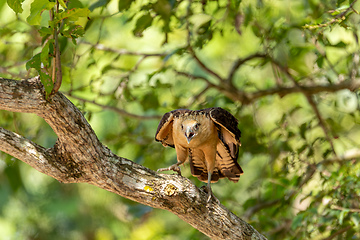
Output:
157 164 182 175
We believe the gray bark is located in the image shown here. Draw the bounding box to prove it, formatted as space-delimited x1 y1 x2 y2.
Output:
0 76 267 240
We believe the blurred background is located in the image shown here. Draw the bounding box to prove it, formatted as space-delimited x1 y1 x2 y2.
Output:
0 0 360 239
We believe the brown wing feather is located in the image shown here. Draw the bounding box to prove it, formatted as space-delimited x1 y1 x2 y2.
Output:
155 111 175 147
216 141 243 182
209 107 243 182
189 149 225 183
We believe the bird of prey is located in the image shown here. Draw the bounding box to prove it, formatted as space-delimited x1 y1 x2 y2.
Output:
155 107 243 202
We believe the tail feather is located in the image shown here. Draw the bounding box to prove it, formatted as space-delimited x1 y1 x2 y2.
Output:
216 142 243 182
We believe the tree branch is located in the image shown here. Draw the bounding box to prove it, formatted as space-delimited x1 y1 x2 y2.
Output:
0 77 267 240
174 69 360 105
64 93 162 120
321 225 352 240
227 53 268 84
80 41 168 57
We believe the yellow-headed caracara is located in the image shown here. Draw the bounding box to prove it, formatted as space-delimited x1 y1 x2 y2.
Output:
155 107 243 202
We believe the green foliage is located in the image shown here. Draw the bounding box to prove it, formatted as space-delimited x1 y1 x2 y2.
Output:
21 0 90 96
6 0 25 13
1 0 360 239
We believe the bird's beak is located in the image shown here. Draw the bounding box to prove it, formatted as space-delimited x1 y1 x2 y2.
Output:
185 126 195 144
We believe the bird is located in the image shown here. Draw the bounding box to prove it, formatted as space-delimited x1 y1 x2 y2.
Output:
155 107 243 202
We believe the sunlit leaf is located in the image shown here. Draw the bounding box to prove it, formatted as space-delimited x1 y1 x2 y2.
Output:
27 0 56 25
89 0 110 11
7 0 24 13
133 13 153 37
58 0 66 8
57 8 90 21
26 53 53 97
118 0 133 11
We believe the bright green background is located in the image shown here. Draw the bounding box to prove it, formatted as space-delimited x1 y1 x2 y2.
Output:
1 0 360 239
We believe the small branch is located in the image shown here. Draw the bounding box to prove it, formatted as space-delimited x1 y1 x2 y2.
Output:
304 0 358 29
174 70 251 103
185 84 211 107
319 149 360 166
188 45 225 82
243 199 281 220
269 59 337 155
184 3 224 84
64 93 161 120
321 226 352 240
331 205 360 213
175 68 360 104
50 1 62 95
243 164 317 219
227 53 267 84
80 41 168 57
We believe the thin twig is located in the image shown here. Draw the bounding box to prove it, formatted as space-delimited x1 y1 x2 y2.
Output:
184 0 224 83
64 93 161 120
188 46 224 82
304 0 358 29
319 149 360 166
227 53 267 84
80 41 167 57
321 226 352 240
243 164 317 219
269 59 337 156
175 68 360 104
331 205 360 213
185 84 211 107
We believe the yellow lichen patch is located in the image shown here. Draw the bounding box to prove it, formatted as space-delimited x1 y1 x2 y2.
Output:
144 186 153 192
164 184 177 196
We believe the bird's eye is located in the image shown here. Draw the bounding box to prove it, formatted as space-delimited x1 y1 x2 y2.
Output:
194 123 200 129
181 124 184 130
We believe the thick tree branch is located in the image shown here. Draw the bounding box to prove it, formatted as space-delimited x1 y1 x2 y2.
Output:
0 77 267 240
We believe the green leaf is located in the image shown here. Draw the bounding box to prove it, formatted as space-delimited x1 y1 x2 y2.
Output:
141 92 159 110
39 27 53 37
57 8 90 21
291 213 304 230
133 13 153 37
26 53 53 97
68 0 84 8
41 39 53 67
39 71 54 98
26 53 41 70
89 0 110 11
300 123 307 139
118 0 133 11
61 25 85 41
58 0 67 8
316 55 324 68
27 0 56 25
338 209 349 225
7 0 25 13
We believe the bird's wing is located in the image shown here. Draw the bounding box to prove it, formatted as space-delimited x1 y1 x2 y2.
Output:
155 109 191 148
209 107 243 182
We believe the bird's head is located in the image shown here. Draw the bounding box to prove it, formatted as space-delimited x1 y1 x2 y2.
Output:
181 119 200 144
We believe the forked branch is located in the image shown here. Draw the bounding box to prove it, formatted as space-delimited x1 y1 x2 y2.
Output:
0 77 267 240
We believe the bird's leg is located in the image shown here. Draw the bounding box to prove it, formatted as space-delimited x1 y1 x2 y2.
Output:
157 161 182 175
205 172 220 204
207 173 213 202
